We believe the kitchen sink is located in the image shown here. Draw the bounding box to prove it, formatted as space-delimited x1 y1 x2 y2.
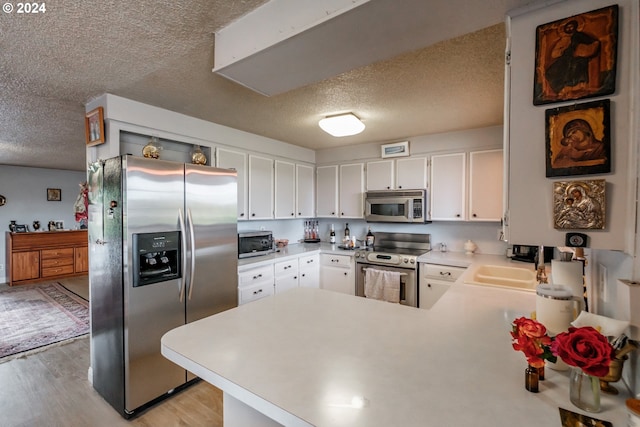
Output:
466 264 537 291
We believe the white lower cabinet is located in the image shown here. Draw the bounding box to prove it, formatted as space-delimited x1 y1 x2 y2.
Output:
320 253 355 295
298 254 320 288
419 263 466 309
274 258 299 294
238 264 275 305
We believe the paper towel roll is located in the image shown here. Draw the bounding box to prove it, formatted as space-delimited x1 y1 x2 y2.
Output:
551 260 583 299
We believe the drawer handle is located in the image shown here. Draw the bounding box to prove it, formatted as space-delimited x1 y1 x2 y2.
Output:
252 289 263 295
439 272 451 276
307 259 314 264
253 274 263 279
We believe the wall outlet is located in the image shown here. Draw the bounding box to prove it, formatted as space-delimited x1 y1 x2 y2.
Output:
598 264 608 303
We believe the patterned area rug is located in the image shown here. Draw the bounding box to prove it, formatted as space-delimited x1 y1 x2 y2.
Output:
0 282 89 362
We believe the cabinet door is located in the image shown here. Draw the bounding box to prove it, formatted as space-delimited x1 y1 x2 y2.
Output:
74 246 89 273
320 266 354 295
316 165 338 217
396 157 427 189
366 160 394 190
11 251 40 282
430 153 466 220
274 160 296 219
217 148 248 220
248 155 274 219
469 150 503 221
296 164 315 218
339 163 364 218
275 274 299 294
418 280 450 309
298 254 320 288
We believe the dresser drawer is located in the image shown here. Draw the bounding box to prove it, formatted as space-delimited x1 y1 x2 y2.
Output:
421 264 466 281
41 248 74 259
274 259 298 277
42 265 75 277
239 282 274 305
320 253 352 269
41 257 74 268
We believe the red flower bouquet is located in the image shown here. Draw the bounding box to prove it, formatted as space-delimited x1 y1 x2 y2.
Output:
511 317 557 368
551 326 615 377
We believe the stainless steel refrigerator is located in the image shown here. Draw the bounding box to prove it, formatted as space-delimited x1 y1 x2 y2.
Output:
88 155 238 418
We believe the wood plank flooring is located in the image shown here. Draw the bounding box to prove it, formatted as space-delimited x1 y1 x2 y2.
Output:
0 277 224 426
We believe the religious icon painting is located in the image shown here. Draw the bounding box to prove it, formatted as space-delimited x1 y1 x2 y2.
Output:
553 179 605 230
533 5 618 105
545 99 611 178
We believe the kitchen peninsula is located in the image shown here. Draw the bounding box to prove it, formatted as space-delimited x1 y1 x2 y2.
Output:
162 272 629 426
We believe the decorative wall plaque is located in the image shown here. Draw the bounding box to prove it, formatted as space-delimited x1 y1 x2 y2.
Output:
553 179 605 229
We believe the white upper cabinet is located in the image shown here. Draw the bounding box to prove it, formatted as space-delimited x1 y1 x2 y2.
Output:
248 154 274 220
216 147 248 220
396 157 427 189
316 165 339 217
430 153 466 221
468 149 503 221
339 163 364 218
366 157 427 191
366 160 394 190
296 164 315 218
274 160 296 218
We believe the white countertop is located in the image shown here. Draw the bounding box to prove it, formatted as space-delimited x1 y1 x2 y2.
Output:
238 242 355 270
162 270 629 426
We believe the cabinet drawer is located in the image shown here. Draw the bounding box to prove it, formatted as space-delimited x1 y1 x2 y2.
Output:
41 248 74 259
299 254 319 270
320 253 352 269
238 264 274 286
239 282 274 305
42 265 74 277
41 257 74 268
421 264 466 281
274 259 298 277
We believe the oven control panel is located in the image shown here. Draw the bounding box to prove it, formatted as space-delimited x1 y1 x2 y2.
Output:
355 251 417 266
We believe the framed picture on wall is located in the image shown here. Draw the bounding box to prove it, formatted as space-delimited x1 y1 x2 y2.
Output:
533 5 618 105
545 99 610 177
553 179 605 230
47 188 62 201
85 107 105 146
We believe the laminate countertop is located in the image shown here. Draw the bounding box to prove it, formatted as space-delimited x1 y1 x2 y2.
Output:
162 260 630 426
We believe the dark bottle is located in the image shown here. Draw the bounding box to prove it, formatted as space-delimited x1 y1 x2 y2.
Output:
366 227 375 247
525 365 539 393
344 223 350 239
329 224 336 244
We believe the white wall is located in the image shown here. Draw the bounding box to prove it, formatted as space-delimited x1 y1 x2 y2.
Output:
0 165 87 284
506 0 638 252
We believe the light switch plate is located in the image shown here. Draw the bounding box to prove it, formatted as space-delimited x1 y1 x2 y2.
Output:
598 264 608 303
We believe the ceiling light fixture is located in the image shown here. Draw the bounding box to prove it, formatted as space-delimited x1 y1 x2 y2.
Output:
318 113 365 137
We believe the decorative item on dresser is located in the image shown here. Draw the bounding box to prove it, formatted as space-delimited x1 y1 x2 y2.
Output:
6 230 88 286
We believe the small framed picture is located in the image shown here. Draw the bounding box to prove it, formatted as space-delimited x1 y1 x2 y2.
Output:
47 188 61 201
85 107 105 146
545 99 610 177
55 220 64 230
381 141 409 158
14 224 28 233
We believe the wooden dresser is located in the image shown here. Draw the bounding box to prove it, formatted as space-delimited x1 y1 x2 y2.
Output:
6 230 88 286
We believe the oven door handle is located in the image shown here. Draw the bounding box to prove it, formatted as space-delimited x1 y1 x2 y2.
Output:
361 267 408 276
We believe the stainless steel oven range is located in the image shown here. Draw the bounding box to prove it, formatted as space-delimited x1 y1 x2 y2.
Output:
354 232 431 307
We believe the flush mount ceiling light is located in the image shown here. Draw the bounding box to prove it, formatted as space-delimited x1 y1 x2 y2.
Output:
318 113 365 137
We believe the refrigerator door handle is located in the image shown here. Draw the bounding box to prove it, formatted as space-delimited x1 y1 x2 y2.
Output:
187 208 196 300
178 209 188 302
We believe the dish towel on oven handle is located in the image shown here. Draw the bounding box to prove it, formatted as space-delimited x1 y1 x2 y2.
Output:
364 268 401 303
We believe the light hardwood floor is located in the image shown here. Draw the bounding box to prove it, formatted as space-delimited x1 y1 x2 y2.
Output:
1 277 224 426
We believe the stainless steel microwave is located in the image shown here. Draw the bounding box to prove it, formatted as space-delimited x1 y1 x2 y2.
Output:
238 230 274 258
364 190 430 223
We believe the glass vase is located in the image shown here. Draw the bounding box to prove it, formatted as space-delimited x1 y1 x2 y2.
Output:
569 367 601 412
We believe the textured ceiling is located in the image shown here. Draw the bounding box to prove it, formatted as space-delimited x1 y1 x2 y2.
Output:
0 0 518 172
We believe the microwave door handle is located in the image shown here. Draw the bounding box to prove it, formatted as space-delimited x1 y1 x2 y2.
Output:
178 209 187 302
187 208 196 300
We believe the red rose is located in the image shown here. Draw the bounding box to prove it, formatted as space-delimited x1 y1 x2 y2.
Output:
512 335 545 368
551 326 614 377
